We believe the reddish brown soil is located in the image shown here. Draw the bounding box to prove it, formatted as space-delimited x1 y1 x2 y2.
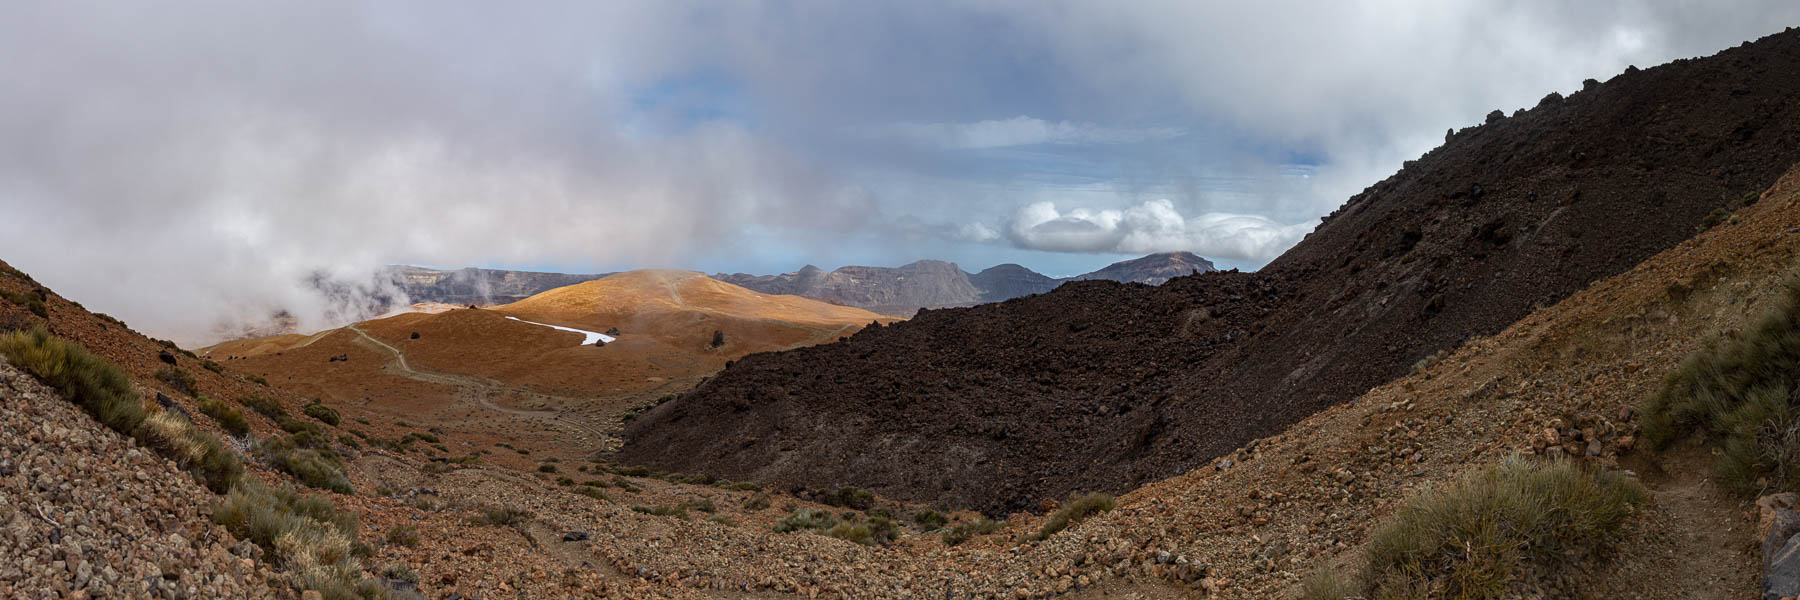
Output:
622 27 1800 513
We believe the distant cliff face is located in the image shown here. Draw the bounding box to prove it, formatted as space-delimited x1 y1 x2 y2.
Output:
717 252 1216 315
383 266 611 306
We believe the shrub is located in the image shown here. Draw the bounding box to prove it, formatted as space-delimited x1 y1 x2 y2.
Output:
154 366 198 397
774 509 838 533
470 507 529 527
573 487 610 502
198 396 251 436
538 464 557 473
827 516 899 546
210 480 388 599
632 504 690 519
706 515 738 527
382 564 418 584
0 328 146 434
242 394 286 419
246 374 269 387
278 415 324 437
913 509 949 529
403 431 439 444
1354 457 1645 599
262 437 353 494
0 289 47 318
386 524 420 548
200 359 225 374
337 434 361 450
1300 567 1354 600
691 497 717 513
744 492 771 511
303 403 340 426
716 481 762 492
614 465 650 477
1645 274 1800 494
941 518 1003 547
611 476 641 493
822 486 874 510
1030 493 1115 541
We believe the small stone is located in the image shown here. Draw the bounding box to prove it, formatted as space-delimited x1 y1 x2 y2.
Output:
562 531 589 542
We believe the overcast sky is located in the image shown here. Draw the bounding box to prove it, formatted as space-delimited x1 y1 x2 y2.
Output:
2 1 1797 342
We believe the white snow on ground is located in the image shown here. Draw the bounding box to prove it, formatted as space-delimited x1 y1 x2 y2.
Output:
504 316 616 345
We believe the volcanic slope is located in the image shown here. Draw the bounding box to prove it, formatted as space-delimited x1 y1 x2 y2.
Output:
623 27 1800 512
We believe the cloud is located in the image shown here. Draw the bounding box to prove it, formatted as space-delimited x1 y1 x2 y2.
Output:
865 116 1184 149
1004 200 1313 260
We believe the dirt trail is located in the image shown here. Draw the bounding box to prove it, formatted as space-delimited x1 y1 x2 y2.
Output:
1607 442 1760 598
346 323 609 451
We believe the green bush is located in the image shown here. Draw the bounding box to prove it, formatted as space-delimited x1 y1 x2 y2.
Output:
1300 567 1354 600
1645 274 1800 494
716 481 762 492
941 518 1003 547
1350 458 1645 599
386 524 420 548
774 509 837 533
821 486 875 510
198 396 251 436
246 374 269 387
913 509 949 529
154 366 198 397
139 409 243 494
537 464 557 473
632 503 690 519
744 492 771 511
242 394 286 419
826 516 899 546
573 487 610 502
200 359 225 374
303 403 340 426
210 480 399 599
382 564 418 584
469 507 529 527
1030 493 1115 541
0 328 146 433
261 437 353 494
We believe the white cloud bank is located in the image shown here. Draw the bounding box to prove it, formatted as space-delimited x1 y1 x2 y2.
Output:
1004 199 1314 261
869 116 1184 149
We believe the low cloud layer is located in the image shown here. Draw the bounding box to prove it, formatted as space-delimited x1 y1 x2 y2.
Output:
866 117 1184 150
1005 200 1314 260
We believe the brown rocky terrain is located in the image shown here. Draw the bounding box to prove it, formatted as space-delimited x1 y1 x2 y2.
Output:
623 27 1800 513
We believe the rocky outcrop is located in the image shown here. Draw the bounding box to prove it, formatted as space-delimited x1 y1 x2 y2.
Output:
382 266 612 307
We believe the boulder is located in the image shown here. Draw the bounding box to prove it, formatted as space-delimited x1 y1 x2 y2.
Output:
157 350 177 365
562 531 589 542
710 330 725 348
410 331 420 340
605 327 621 336
1768 531 1800 599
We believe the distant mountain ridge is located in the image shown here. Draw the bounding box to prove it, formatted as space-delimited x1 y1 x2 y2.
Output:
381 265 613 307
715 252 1217 316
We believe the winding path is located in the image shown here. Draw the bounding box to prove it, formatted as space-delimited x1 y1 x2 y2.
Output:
345 323 610 450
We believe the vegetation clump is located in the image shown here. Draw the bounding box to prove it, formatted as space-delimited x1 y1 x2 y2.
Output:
261 436 353 494
1307 458 1645 600
1029 492 1114 541
912 509 949 529
242 394 287 419
1644 274 1800 494
154 366 198 396
0 289 47 318
386 524 420 548
469 507 530 527
941 518 1003 547
211 481 412 599
774 509 838 533
826 515 900 546
632 503 690 519
198 396 251 436
303 402 341 426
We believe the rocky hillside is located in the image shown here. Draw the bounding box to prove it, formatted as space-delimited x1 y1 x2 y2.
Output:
717 252 1218 316
623 27 1800 513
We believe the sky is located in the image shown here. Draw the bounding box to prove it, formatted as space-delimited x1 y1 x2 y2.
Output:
2 1 1797 342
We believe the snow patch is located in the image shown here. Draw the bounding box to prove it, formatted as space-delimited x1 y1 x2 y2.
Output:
504 316 616 346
